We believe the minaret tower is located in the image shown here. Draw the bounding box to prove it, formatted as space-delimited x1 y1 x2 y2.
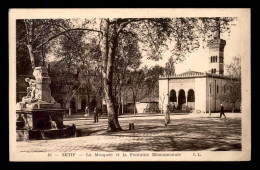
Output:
207 19 226 76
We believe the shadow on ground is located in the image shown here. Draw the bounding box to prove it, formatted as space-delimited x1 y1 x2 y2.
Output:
62 115 241 151
91 117 241 151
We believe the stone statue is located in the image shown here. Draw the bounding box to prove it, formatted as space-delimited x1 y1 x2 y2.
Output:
22 78 38 104
17 67 61 110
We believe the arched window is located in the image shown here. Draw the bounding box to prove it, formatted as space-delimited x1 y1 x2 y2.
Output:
178 89 186 107
70 98 76 113
169 90 177 102
188 89 195 102
81 98 87 111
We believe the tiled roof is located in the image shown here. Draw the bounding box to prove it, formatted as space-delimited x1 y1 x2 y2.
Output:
159 70 207 78
178 71 204 76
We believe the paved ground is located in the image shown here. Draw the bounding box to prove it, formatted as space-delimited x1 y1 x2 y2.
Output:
16 113 241 152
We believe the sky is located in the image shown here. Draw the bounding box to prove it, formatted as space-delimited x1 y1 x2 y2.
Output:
141 19 241 75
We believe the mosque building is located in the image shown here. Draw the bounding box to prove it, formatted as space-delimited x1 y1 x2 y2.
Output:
159 35 240 113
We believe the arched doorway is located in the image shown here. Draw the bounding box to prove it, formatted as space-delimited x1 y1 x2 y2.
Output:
169 90 177 102
81 98 87 112
90 98 97 112
187 89 195 109
70 98 76 114
178 89 186 108
188 89 195 102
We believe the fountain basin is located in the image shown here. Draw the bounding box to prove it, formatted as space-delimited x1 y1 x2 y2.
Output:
16 108 76 141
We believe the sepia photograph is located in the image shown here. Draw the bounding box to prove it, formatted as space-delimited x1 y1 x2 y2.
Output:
9 8 251 161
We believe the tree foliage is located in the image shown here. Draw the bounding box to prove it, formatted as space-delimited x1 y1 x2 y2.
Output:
165 56 176 76
16 20 32 75
218 56 241 104
17 17 236 131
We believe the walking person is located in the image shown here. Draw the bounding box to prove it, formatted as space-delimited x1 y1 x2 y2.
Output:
220 104 226 118
84 106 89 118
68 107 71 117
165 104 171 126
93 107 99 123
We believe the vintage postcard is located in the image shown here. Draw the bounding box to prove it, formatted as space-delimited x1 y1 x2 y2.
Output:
9 8 251 161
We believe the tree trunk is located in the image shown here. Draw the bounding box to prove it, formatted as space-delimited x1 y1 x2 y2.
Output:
118 82 123 115
86 77 90 107
121 97 124 115
117 95 120 115
24 20 36 69
134 96 136 115
100 19 122 131
149 95 151 114
27 44 35 69
103 79 122 131
117 91 122 115
161 98 164 114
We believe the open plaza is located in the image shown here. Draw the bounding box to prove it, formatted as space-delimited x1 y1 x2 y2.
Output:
16 112 241 152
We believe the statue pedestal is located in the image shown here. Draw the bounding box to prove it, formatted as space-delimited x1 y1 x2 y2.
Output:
16 108 65 130
16 67 76 141
16 108 77 141
33 67 55 103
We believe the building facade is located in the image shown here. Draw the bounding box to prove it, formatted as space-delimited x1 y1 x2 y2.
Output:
50 71 102 114
159 38 240 113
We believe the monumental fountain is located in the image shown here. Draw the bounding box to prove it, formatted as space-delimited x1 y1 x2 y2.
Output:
16 67 76 141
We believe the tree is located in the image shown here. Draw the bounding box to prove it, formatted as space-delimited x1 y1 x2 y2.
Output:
48 61 81 109
144 65 164 114
128 68 146 115
18 17 236 131
159 93 166 114
218 56 241 106
113 33 142 115
16 20 32 75
19 19 101 69
165 56 176 76
53 30 102 110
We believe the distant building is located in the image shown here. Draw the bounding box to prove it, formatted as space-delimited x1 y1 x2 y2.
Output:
159 37 240 113
136 97 159 114
48 61 102 114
